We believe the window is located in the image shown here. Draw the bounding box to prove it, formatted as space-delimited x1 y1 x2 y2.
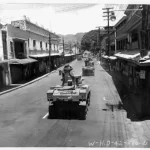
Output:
40 41 42 48
33 40 36 47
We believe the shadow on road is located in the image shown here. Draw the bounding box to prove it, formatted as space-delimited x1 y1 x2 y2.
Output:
47 111 86 120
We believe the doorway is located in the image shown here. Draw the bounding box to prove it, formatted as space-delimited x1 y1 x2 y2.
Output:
14 40 25 59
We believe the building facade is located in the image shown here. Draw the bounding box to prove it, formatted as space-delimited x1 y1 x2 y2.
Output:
0 18 61 85
11 19 60 55
103 4 150 117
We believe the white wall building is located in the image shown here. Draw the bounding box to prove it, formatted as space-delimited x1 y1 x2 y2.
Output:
11 19 60 55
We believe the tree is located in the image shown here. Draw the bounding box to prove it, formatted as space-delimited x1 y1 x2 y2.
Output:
81 29 106 53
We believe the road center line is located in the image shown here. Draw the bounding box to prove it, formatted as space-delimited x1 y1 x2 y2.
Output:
103 97 106 101
43 113 49 119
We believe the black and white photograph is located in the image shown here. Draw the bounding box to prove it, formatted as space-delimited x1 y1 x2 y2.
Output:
0 0 150 148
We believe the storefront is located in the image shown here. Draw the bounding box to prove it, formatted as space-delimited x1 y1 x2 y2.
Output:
9 58 38 83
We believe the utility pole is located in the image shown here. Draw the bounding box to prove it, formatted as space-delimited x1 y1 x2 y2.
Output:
114 28 117 54
103 7 114 56
48 32 51 72
62 37 65 63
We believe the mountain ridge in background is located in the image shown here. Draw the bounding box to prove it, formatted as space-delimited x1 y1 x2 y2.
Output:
58 32 85 44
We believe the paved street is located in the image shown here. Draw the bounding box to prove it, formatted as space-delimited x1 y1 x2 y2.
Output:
0 59 150 147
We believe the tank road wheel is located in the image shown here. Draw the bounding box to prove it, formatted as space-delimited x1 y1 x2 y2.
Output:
79 105 88 120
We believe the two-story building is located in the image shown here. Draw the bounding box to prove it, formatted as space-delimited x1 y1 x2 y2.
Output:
11 19 61 74
107 4 150 117
0 17 61 84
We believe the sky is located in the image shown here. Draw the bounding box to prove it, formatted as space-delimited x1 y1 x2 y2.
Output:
0 0 148 35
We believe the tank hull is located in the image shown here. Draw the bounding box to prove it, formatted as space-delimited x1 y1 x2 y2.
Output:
49 101 87 120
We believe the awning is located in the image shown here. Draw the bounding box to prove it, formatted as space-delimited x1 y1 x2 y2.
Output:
102 55 109 59
30 53 61 58
139 59 150 66
138 55 150 66
12 37 28 41
10 58 37 65
50 53 61 56
115 50 140 60
108 56 117 60
29 53 49 58
0 60 10 64
64 54 75 57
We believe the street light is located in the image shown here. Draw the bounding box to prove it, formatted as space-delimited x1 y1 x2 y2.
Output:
48 32 51 72
110 12 116 21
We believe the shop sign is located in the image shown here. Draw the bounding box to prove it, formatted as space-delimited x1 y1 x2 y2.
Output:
140 70 146 79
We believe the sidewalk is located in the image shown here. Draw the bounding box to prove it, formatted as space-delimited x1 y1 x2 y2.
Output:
0 84 18 92
100 61 144 120
100 61 150 147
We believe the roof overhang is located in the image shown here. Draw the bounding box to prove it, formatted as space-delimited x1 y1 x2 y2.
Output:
12 37 28 41
10 58 38 65
115 50 140 61
64 54 75 57
0 60 10 64
122 13 142 33
29 53 61 58
102 55 109 59
108 56 117 60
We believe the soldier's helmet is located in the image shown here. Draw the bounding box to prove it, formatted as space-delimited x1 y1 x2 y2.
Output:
64 64 72 72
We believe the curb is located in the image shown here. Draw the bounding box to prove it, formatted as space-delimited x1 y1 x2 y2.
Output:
0 60 76 96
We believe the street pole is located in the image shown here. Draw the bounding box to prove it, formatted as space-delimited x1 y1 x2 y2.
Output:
103 7 114 56
48 32 51 72
114 28 117 53
107 11 110 56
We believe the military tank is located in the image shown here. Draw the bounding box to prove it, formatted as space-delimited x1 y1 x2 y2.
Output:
82 58 95 76
77 55 82 61
47 65 91 120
